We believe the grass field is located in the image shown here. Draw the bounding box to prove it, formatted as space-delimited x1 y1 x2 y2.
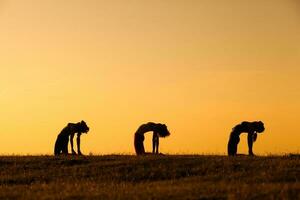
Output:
0 155 299 199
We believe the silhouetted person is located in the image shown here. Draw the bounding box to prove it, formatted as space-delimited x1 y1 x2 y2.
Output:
54 120 89 156
227 121 265 156
134 122 170 155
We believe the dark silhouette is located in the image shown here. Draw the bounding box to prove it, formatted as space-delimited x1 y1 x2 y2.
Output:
54 120 89 156
134 122 170 155
228 121 265 156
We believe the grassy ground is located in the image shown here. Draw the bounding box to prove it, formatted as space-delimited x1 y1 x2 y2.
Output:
0 155 299 199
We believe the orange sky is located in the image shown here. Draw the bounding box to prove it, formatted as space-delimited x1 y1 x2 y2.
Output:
0 0 299 155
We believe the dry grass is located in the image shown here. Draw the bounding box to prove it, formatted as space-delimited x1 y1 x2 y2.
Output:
0 155 299 199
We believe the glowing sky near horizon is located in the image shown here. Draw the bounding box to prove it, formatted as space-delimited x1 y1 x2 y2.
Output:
0 0 299 155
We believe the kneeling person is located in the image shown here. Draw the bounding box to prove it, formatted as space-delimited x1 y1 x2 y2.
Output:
227 121 265 156
54 120 89 156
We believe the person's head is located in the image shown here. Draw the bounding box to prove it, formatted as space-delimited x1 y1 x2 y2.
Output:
78 120 89 133
253 121 265 133
155 123 170 137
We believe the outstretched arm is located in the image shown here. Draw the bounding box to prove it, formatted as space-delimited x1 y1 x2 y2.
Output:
152 133 156 154
77 132 82 155
70 133 77 154
156 137 159 154
247 132 254 156
152 132 159 154
253 132 257 142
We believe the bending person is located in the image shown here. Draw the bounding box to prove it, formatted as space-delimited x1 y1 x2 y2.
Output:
227 121 265 156
134 122 170 155
54 120 90 156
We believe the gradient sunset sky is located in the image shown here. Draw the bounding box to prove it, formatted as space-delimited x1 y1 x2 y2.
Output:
0 0 299 155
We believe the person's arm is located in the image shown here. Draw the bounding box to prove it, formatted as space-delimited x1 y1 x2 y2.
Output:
77 132 82 155
152 132 159 154
247 132 254 156
152 133 156 154
253 132 257 142
70 133 76 154
156 137 159 154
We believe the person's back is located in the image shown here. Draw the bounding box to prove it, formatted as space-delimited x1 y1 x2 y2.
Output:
54 123 73 155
